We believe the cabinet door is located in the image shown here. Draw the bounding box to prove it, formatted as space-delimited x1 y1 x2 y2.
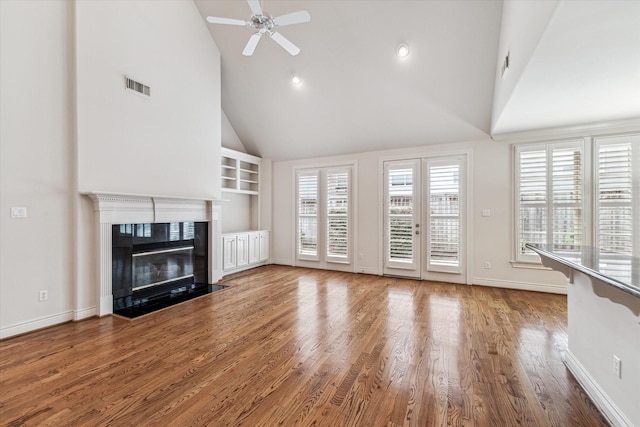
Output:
259 231 269 262
223 235 237 270
248 232 260 264
236 234 249 267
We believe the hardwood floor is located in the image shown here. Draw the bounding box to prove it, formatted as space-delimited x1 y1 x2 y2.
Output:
1 266 607 426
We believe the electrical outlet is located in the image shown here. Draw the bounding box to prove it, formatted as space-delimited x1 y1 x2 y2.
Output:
613 355 621 378
39 290 48 302
484 261 491 269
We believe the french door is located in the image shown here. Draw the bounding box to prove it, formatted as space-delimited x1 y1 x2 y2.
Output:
296 166 353 272
383 160 422 278
383 156 467 283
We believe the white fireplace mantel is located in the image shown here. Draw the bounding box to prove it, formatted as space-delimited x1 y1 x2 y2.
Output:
84 192 223 316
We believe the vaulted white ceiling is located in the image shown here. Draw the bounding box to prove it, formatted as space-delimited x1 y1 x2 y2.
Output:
492 0 640 135
195 0 503 160
195 0 640 161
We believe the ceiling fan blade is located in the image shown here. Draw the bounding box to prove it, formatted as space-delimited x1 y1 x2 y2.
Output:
243 33 262 56
247 0 263 16
269 31 300 56
273 10 311 27
206 16 249 26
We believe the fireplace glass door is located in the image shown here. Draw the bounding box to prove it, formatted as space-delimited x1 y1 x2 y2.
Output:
132 246 195 291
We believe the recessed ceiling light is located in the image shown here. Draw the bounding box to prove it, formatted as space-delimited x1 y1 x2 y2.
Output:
291 74 302 86
396 43 410 58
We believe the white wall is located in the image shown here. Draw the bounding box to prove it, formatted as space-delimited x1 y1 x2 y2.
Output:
221 192 252 233
491 0 559 133
271 139 568 292
76 0 221 199
0 0 222 338
0 0 76 337
222 110 246 153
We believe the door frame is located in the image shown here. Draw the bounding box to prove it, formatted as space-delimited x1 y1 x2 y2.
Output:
379 150 472 284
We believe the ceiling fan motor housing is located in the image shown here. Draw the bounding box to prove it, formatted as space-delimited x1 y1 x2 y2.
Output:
251 14 276 32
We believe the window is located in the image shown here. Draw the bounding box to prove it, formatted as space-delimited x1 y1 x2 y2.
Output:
296 166 352 265
515 141 584 262
515 134 639 263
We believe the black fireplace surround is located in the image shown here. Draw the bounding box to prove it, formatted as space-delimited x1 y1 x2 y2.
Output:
112 222 214 317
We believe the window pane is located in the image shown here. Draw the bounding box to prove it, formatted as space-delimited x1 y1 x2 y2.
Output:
326 170 349 259
388 168 414 262
429 163 460 267
552 147 582 252
519 149 547 254
297 172 318 258
598 142 632 254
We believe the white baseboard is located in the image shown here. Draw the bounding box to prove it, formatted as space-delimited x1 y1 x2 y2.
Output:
356 267 381 276
212 269 225 283
271 258 293 266
1 311 74 339
472 277 566 294
100 295 113 316
73 306 97 321
564 350 633 427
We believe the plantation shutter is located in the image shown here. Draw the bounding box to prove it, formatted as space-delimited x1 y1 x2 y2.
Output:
516 142 583 262
551 146 583 254
518 148 548 257
596 140 633 254
427 159 462 273
387 167 416 263
326 168 350 263
297 170 319 260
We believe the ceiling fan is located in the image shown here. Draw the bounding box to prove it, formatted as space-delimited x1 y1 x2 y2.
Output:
206 0 311 56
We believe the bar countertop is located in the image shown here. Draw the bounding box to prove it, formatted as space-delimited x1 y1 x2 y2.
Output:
526 244 640 298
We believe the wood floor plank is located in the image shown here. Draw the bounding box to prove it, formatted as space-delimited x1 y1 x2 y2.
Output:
0 265 608 426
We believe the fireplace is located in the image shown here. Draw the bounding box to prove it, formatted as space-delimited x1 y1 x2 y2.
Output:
86 193 223 318
111 222 212 317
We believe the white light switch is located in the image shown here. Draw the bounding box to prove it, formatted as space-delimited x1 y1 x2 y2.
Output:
481 209 491 217
10 207 28 219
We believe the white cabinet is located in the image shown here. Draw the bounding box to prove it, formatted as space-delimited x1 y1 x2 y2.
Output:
236 234 249 267
259 231 269 262
222 230 269 274
222 235 237 270
249 232 260 264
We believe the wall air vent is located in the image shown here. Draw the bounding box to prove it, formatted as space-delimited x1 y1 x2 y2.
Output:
501 51 510 78
125 76 151 97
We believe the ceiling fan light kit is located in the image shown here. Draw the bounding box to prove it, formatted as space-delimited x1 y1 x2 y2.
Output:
206 0 310 57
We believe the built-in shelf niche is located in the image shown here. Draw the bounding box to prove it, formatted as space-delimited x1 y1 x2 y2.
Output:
221 148 260 195
220 147 262 233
